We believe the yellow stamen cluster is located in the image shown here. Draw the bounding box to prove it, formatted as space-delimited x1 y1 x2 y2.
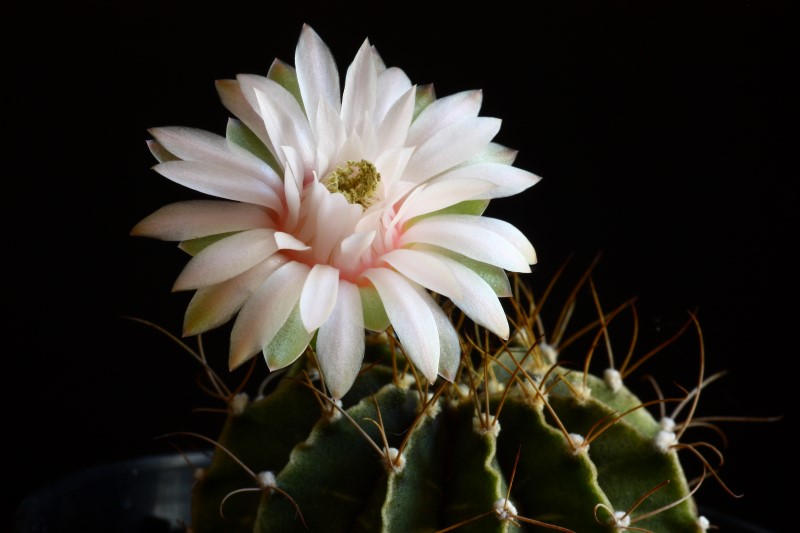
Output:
325 159 380 208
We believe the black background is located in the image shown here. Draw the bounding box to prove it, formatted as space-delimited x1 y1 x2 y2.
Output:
9 1 793 531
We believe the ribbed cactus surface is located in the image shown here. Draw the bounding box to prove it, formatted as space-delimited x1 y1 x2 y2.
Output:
190 313 708 533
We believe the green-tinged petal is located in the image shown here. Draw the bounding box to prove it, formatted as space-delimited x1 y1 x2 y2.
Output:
147 139 178 163
268 58 304 113
226 118 281 173
411 245 512 297
179 232 239 256
263 305 314 370
360 285 390 332
413 83 435 122
405 199 489 227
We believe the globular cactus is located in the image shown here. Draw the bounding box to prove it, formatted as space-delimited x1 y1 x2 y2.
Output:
182 264 721 533
130 23 737 533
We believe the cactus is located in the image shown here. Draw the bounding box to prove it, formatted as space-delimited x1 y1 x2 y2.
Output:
178 263 722 533
129 24 745 533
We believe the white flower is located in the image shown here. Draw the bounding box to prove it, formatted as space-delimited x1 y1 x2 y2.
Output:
132 24 540 399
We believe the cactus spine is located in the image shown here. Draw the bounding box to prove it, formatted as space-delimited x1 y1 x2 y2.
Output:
183 266 719 533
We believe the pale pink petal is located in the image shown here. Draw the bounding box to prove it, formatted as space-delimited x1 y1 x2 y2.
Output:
433 253 510 339
312 188 361 263
341 38 377 135
316 281 365 399
280 145 304 230
295 23 341 132
397 178 496 222
375 86 415 154
215 79 276 156
146 140 177 163
299 264 340 332
362 268 439 382
465 215 537 265
373 147 415 189
334 230 376 274
314 98 346 177
464 142 518 165
152 161 282 211
248 77 316 168
413 286 460 381
404 117 502 183
229 261 310 369
183 254 288 336
148 126 280 188
374 67 413 125
379 248 461 300
274 231 310 251
400 216 532 273
432 163 541 199
407 90 483 146
131 200 270 240
173 229 279 291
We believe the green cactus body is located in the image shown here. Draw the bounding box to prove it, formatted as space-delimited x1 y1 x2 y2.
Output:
191 347 704 532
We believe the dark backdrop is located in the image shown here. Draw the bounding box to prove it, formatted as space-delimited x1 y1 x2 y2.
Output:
9 1 793 530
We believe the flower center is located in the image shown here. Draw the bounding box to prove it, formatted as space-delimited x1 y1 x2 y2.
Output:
324 159 380 208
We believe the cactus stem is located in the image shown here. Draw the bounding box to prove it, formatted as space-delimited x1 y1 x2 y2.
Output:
159 430 308 526
230 392 249 416
568 433 589 455
627 468 707 526
472 415 501 438
393 382 447 458
383 447 405 473
256 366 289 400
594 478 674 530
491 497 518 522
603 368 623 392
585 397 675 448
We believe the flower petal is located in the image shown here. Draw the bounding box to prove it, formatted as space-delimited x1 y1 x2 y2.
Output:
375 67 413 125
432 163 541 199
341 38 377 135
400 215 533 273
275 231 310 251
248 76 316 168
131 200 270 241
296 23 341 133
397 178 496 222
375 86 415 155
335 230 376 274
229 261 310 369
215 78 276 156
433 252 510 339
300 264 340 332
407 90 482 146
404 117 502 183
173 228 279 291
263 304 314 371
362 268 439 382
416 287 460 381
317 280 365 399
379 248 461 300
148 126 281 188
183 254 288 336
152 160 282 211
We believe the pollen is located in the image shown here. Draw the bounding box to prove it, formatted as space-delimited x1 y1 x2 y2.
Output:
325 159 381 208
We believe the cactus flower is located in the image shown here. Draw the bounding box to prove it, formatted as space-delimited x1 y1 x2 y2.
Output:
132 24 540 399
